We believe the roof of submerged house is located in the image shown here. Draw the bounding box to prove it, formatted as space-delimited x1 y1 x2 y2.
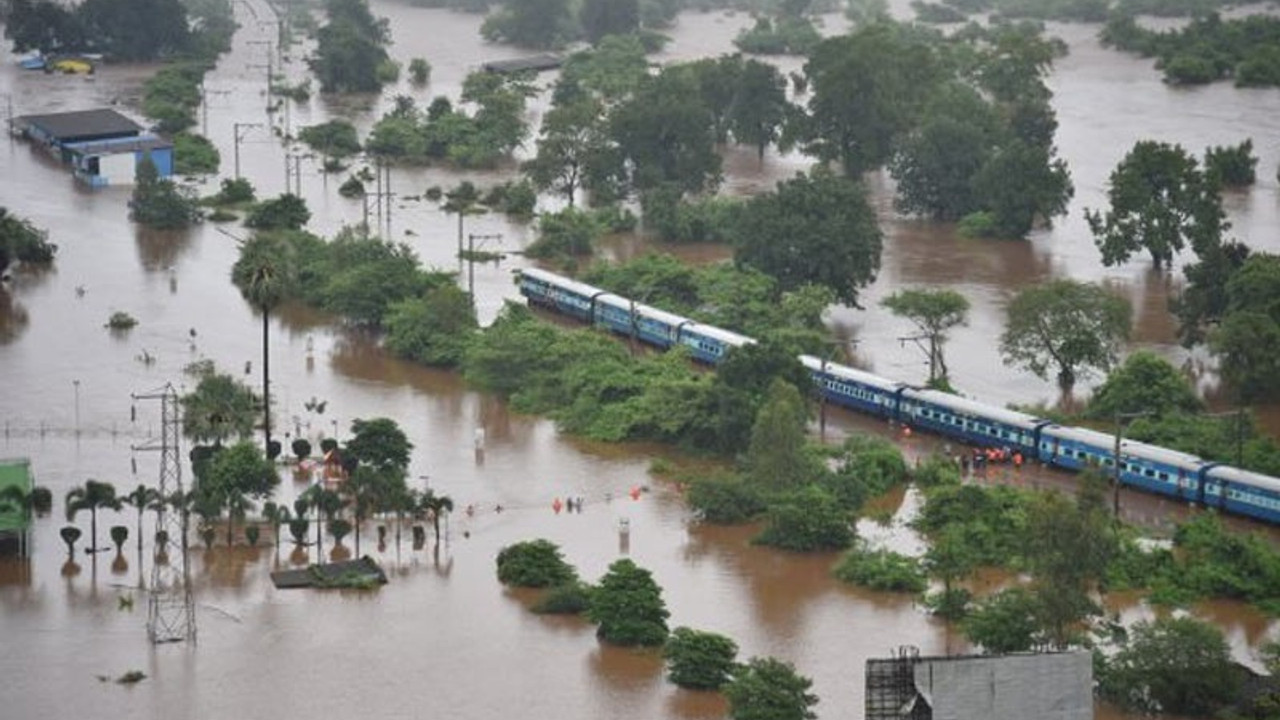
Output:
17 108 142 142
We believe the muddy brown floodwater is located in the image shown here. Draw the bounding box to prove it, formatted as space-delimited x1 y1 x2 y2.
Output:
2 1 1279 718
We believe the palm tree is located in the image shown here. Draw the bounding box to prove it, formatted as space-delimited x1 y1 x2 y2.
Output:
419 490 454 547
123 484 159 556
65 479 122 554
231 234 295 458
303 486 346 561
343 466 392 557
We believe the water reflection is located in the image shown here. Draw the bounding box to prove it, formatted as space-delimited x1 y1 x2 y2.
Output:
133 225 194 272
0 289 30 344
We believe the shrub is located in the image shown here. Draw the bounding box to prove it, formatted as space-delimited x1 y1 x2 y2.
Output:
496 539 578 587
339 177 365 198
173 132 220 175
957 210 999 238
484 179 537 218
409 57 432 84
664 627 739 690
754 485 855 552
215 177 255 205
1204 139 1257 187
687 474 766 524
833 545 927 592
106 312 139 330
531 581 593 614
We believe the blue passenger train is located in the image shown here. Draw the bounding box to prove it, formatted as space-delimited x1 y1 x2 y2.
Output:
518 267 1280 526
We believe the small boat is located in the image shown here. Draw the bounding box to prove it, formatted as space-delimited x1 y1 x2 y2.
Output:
17 54 45 71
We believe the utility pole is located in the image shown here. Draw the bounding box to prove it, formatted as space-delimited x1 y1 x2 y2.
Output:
466 233 502 300
247 39 273 114
1112 410 1154 518
233 122 262 180
1206 406 1248 466
133 384 196 645
199 82 230 136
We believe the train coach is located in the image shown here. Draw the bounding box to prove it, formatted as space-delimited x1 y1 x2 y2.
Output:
516 267 1280 527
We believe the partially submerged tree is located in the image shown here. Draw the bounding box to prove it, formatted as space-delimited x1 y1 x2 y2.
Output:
664 627 739 690
588 558 669 646
724 656 818 720
65 479 122 554
1086 140 1224 270
999 279 1131 391
882 288 969 387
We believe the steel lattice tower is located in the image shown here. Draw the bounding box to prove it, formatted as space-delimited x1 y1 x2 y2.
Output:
134 385 196 644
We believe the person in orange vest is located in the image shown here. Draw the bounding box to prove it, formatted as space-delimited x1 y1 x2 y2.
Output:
553 498 563 514
1013 451 1024 469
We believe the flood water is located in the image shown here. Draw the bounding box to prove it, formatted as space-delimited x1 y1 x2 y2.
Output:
2 1 1279 718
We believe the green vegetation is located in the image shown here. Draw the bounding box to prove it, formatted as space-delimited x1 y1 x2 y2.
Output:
733 16 821 55
4 0 201 61
244 194 310 231
384 284 478 367
724 656 818 720
961 587 1041 653
882 289 969 387
208 178 255 206
1087 140 1224 270
496 539 579 587
1102 13 1280 88
754 485 854 552
366 74 535 167
0 208 57 275
105 311 138 330
588 558 670 646
733 170 882 308
1096 616 1239 716
999 279 1131 391
664 627 739 690
141 63 205 134
298 120 362 159
531 581 594 614
526 207 603 260
409 57 432 84
129 156 201 230
1204 139 1257 187
310 0 393 93
172 132 220 175
481 0 575 49
832 545 927 592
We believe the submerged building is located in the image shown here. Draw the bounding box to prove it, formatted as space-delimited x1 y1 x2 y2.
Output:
866 647 1093 720
15 108 173 187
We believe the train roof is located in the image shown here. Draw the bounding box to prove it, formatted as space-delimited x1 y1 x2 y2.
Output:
1205 465 1280 494
683 321 755 347
906 387 1047 431
799 355 903 392
1043 425 1207 470
518 267 606 299
594 294 694 328
1120 439 1211 470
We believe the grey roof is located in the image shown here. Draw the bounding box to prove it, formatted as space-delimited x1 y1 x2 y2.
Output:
18 109 141 141
65 136 172 156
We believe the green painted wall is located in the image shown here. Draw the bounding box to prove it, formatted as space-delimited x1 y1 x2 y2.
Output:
0 458 33 531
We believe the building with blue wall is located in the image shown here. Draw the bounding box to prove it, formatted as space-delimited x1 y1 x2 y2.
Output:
15 108 173 187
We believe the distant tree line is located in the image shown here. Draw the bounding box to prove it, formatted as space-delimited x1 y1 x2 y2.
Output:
3 0 204 61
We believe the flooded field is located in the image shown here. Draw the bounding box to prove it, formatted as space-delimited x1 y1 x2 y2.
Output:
2 1 1280 718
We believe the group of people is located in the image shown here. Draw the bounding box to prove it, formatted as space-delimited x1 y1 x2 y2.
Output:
961 446 1025 473
553 496 586 514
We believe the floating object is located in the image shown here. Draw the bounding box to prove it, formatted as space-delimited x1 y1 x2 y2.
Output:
17 54 45 71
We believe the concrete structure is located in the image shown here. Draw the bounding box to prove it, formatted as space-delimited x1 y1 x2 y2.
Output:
15 108 173 186
867 648 1093 720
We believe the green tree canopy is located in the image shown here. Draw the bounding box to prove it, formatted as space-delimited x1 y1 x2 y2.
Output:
745 379 814 491
245 194 311 231
1086 140 1225 270
732 170 882 307
882 288 969 385
298 120 362 158
1098 616 1238 716
588 558 670 646
724 656 818 720
999 279 1131 390
961 586 1041 653
799 22 945 177
0 207 56 275
310 0 391 93
664 627 739 690
384 284 478 367
754 484 854 552
180 364 261 445
579 0 638 44
610 65 722 195
480 0 576 49
1086 351 1203 419
345 417 413 475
